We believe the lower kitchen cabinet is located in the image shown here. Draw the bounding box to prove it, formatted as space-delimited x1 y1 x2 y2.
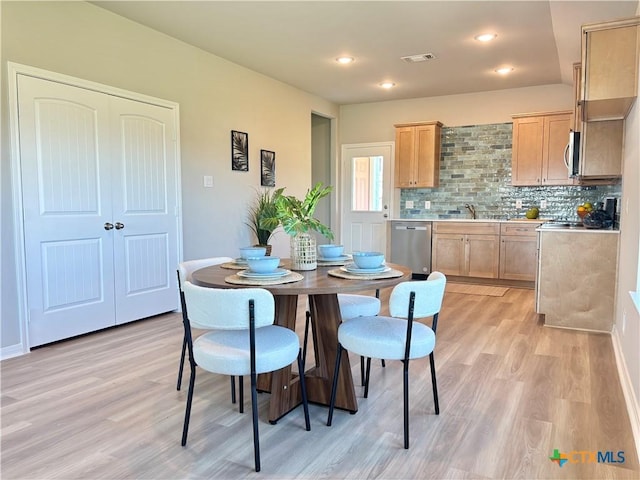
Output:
499 222 542 281
536 229 618 332
432 222 500 279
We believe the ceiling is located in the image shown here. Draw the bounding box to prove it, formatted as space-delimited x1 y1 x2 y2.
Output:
93 1 639 105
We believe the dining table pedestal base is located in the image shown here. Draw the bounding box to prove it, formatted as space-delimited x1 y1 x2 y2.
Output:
256 293 358 423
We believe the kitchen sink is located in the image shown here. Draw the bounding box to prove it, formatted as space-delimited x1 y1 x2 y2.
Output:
540 221 584 229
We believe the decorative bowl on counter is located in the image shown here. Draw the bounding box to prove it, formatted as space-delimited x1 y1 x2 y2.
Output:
352 251 384 269
582 210 613 229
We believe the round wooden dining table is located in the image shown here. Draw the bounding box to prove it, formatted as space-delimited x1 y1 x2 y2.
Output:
191 260 412 423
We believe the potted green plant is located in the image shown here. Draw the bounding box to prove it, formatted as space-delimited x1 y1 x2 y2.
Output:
262 182 334 270
246 188 281 255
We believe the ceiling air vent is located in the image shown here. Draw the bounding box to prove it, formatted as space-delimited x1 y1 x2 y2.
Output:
401 53 436 63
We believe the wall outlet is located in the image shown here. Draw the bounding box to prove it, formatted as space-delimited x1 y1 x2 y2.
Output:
540 200 547 209
424 201 431 210
515 199 523 209
203 175 213 188
406 200 414 209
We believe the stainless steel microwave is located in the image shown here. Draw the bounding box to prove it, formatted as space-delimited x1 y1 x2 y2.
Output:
564 130 580 177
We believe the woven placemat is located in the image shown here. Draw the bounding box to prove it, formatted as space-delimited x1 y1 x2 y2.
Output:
328 268 404 280
225 271 304 286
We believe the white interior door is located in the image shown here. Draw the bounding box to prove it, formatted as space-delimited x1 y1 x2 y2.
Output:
18 74 179 346
341 143 393 254
110 96 178 324
18 75 116 346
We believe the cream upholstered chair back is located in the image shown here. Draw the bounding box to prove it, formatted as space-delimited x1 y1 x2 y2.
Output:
177 257 233 291
388 271 446 319
182 281 275 330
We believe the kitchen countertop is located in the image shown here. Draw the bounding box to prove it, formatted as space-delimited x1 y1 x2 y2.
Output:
389 218 619 232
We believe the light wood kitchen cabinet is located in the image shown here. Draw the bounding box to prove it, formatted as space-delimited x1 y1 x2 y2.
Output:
499 222 542 281
432 222 500 279
536 229 619 332
511 111 574 186
394 121 442 188
573 63 624 182
581 17 639 121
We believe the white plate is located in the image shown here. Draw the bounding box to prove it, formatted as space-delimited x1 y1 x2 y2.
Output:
237 268 289 279
341 264 390 274
318 254 351 262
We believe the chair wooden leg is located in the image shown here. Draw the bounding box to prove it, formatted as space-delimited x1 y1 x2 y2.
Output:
250 371 261 472
230 376 236 404
364 357 372 399
297 349 311 431
239 376 244 413
181 368 196 446
176 334 187 391
326 344 343 426
403 359 410 449
429 352 439 415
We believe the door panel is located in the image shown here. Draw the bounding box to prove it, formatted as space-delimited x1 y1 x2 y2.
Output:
110 97 178 324
341 143 392 254
18 75 179 345
18 75 115 346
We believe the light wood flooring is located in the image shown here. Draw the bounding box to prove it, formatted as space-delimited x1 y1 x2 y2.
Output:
1 286 638 479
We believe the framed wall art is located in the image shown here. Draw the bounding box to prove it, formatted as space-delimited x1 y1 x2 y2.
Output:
260 150 276 186
231 130 249 171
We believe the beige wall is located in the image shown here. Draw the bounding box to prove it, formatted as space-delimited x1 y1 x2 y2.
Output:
614 8 640 441
0 1 338 350
339 84 574 144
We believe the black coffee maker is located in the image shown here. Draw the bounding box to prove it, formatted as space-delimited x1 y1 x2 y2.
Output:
604 197 617 224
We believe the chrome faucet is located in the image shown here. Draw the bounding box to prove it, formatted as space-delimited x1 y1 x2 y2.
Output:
464 204 476 219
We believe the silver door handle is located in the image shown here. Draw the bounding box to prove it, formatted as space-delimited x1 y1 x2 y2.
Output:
115 222 125 230
104 222 114 230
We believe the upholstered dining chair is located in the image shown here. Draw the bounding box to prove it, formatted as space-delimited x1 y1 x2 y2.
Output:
181 281 311 472
303 291 382 385
177 258 241 407
326 271 446 449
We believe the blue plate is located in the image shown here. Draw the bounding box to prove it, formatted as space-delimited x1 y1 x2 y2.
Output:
237 268 289 279
341 264 390 274
318 254 351 262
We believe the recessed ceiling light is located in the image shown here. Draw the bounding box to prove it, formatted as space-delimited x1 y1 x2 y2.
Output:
475 33 497 42
495 66 514 75
379 82 396 89
336 56 354 64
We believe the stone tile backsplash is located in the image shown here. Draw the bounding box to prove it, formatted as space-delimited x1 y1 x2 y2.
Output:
399 123 621 222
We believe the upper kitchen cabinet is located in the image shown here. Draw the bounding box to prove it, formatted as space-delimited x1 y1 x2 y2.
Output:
581 17 640 121
394 121 442 188
511 111 574 186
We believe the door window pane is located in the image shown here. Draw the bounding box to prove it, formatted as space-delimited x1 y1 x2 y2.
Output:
352 155 383 211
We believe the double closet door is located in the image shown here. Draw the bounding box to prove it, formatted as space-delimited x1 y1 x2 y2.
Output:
18 74 180 347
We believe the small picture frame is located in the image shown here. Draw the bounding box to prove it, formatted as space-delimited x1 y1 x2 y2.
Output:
231 130 249 171
260 150 276 186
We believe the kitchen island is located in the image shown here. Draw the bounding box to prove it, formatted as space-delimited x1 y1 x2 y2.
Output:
536 225 619 332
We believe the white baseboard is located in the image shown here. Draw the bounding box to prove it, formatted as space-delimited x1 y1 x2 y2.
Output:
1 343 28 361
612 326 640 461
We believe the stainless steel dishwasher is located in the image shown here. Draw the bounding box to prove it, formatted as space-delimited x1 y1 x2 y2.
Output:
390 221 432 278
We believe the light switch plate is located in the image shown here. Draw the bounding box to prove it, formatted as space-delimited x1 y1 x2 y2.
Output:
406 200 414 209
203 175 213 188
540 200 547 209
515 199 523 209
424 201 431 209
